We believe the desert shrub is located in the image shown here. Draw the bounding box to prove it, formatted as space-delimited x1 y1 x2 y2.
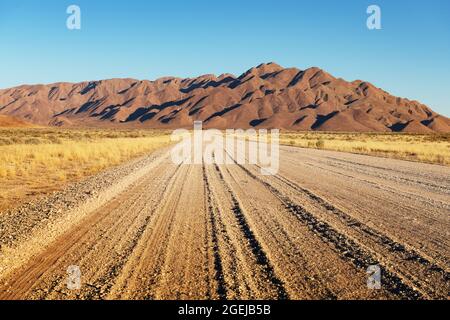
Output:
23 138 42 145
316 139 325 148
0 138 13 146
10 136 22 143
47 136 63 144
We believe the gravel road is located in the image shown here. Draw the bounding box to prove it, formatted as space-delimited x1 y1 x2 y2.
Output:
0 146 448 300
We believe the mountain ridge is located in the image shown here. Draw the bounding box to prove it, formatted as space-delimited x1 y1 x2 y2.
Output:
0 62 449 132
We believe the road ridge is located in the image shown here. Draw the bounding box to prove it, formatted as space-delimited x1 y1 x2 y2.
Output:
202 164 228 299
213 162 290 300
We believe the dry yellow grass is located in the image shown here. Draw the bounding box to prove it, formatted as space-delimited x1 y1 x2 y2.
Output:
280 132 450 166
0 128 172 211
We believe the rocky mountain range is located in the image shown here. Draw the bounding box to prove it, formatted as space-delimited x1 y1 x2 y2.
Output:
0 62 448 132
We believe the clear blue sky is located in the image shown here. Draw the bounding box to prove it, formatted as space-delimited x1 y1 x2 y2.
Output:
0 0 449 115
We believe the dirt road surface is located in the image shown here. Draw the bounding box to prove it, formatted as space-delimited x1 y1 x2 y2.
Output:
0 145 448 300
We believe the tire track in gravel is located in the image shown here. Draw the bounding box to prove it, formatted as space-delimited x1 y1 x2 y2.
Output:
279 147 450 268
149 165 212 300
0 160 181 300
218 150 390 299
211 163 289 300
202 165 227 299
321 156 449 192
235 144 449 299
239 162 429 299
293 159 450 216
223 148 424 299
203 162 287 299
261 166 449 299
107 164 190 299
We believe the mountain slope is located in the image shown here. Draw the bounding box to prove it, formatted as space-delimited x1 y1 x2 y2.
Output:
0 115 36 128
0 63 448 132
